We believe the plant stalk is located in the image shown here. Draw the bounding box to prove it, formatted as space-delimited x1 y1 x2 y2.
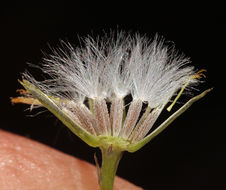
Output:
99 145 123 190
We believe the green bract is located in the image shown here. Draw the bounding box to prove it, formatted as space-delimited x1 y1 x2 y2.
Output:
20 79 212 153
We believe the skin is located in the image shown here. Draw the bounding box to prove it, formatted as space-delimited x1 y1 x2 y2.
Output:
0 130 143 190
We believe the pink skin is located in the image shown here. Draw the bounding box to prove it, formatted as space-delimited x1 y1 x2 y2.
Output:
0 130 143 190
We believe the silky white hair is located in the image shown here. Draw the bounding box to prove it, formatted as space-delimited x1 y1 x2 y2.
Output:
23 31 199 140
24 32 197 105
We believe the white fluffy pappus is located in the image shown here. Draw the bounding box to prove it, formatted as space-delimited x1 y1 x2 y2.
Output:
21 32 200 141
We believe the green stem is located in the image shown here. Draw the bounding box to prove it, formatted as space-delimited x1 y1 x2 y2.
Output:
99 146 123 190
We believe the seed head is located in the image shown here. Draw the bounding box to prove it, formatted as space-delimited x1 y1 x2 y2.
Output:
12 32 208 151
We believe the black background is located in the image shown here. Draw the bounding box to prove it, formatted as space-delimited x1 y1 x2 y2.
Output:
1 2 225 190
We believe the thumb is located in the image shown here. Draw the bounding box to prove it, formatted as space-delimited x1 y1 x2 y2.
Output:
0 130 143 190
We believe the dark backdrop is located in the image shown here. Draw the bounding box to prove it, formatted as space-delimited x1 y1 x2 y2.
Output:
1 2 225 190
